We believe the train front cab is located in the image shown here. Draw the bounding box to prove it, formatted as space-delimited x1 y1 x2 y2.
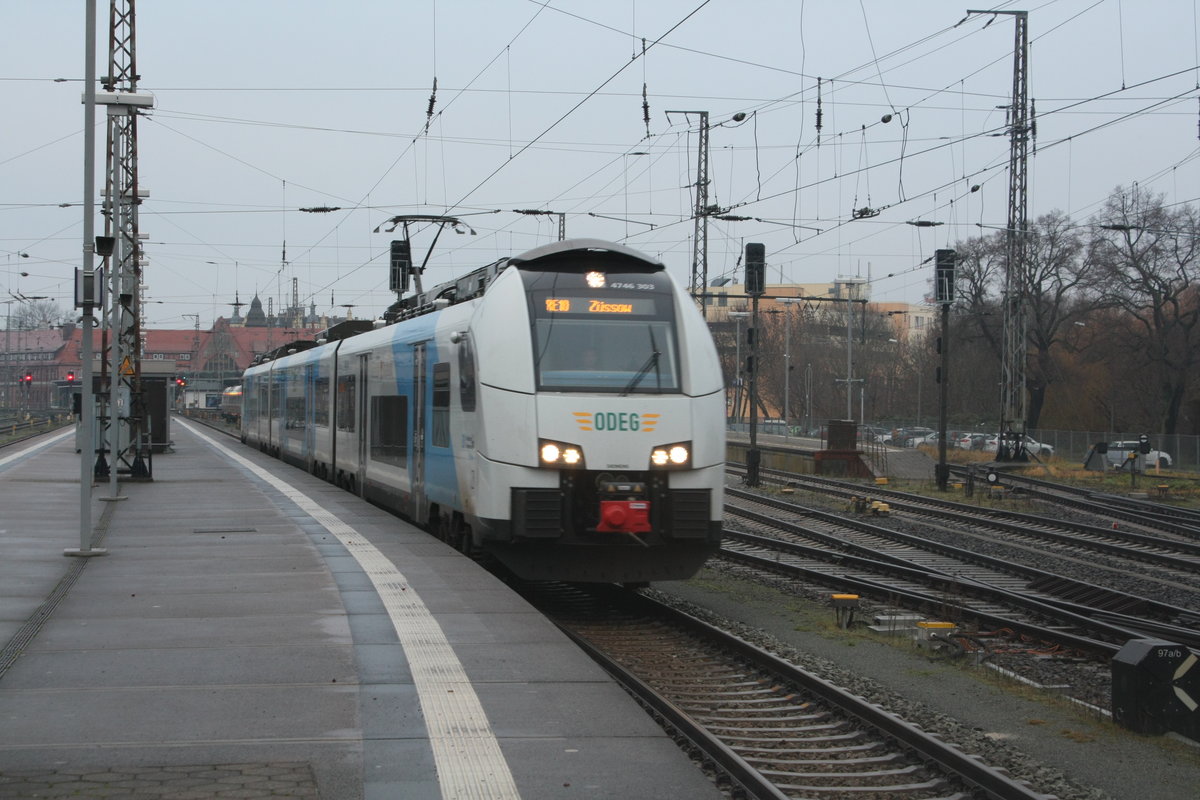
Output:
465 242 725 582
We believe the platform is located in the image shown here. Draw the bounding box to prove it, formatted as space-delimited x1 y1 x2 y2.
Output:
0 420 723 799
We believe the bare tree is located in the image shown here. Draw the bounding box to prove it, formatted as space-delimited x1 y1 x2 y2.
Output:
1022 211 1092 428
950 212 1096 430
8 299 70 330
1088 188 1200 434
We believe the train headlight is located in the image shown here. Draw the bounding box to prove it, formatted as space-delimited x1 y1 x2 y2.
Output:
650 441 691 469
539 439 585 468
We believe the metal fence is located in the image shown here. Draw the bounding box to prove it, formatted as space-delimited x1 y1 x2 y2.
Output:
728 421 1200 473
1027 429 1199 472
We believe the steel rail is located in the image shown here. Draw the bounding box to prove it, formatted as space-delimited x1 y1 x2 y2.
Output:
562 587 1056 800
726 486 1198 627
747 467 1200 570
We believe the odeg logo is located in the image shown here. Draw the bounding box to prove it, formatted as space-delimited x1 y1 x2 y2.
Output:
594 412 639 431
573 412 660 432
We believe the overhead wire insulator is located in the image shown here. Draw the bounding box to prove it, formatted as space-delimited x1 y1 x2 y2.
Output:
815 77 823 145
425 76 438 134
642 83 651 138
640 38 651 139
1030 98 1037 151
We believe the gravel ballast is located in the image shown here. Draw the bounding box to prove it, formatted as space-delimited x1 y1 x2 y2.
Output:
654 565 1200 800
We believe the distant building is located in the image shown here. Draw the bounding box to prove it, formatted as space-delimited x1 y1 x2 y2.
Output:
3 317 338 411
244 294 267 328
703 280 932 340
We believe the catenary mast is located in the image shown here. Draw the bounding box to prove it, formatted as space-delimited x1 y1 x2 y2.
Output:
98 0 153 480
969 8 1031 461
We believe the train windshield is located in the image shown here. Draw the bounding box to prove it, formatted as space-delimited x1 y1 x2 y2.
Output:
524 268 681 394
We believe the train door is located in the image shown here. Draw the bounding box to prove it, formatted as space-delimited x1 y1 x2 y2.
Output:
355 353 368 496
304 362 316 472
411 342 428 524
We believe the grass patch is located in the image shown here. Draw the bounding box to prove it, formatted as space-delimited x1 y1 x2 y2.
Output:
1059 728 1098 743
830 449 1200 509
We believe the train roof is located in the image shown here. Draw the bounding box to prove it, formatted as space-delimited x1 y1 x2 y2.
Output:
248 239 666 359
249 339 318 366
507 238 664 270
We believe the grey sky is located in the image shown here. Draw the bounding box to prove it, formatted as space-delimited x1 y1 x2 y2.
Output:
4 1 1199 327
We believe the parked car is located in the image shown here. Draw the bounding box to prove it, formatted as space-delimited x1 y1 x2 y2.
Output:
858 425 890 444
889 426 934 447
967 434 991 450
1106 441 1172 469
911 431 950 448
913 431 974 449
981 433 1055 457
952 432 979 449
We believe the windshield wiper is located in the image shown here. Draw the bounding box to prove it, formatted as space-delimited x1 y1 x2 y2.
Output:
621 326 661 395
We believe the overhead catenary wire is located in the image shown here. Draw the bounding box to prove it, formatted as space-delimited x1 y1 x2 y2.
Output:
443 0 715 216
13 2 1200 323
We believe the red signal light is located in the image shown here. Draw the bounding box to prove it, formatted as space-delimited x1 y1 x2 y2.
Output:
66 371 75 382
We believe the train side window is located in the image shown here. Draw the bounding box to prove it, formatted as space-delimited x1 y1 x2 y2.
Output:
370 395 407 466
270 375 283 418
336 375 355 432
432 362 450 448
285 396 305 435
313 376 330 427
458 335 476 412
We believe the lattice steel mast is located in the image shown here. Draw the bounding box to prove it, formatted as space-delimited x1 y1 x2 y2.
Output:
98 0 152 480
666 111 710 309
971 9 1031 461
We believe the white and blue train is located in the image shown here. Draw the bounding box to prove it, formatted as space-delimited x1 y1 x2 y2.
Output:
241 239 725 583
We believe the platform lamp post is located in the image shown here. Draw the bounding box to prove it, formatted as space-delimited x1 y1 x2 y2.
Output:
934 249 957 491
744 243 765 487
66 0 108 558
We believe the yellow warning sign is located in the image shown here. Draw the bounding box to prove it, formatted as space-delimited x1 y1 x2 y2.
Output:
120 356 135 376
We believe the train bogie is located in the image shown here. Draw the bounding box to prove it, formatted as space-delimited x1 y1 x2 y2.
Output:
240 239 724 583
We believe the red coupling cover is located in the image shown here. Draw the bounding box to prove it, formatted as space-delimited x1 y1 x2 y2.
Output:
597 500 652 533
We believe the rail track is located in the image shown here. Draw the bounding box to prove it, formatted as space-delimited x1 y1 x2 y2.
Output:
735 466 1200 584
0 416 71 449
722 487 1200 654
527 582 1054 800
180 421 1192 795
946 464 1200 535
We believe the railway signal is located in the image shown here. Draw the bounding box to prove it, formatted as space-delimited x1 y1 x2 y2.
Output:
744 243 765 487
